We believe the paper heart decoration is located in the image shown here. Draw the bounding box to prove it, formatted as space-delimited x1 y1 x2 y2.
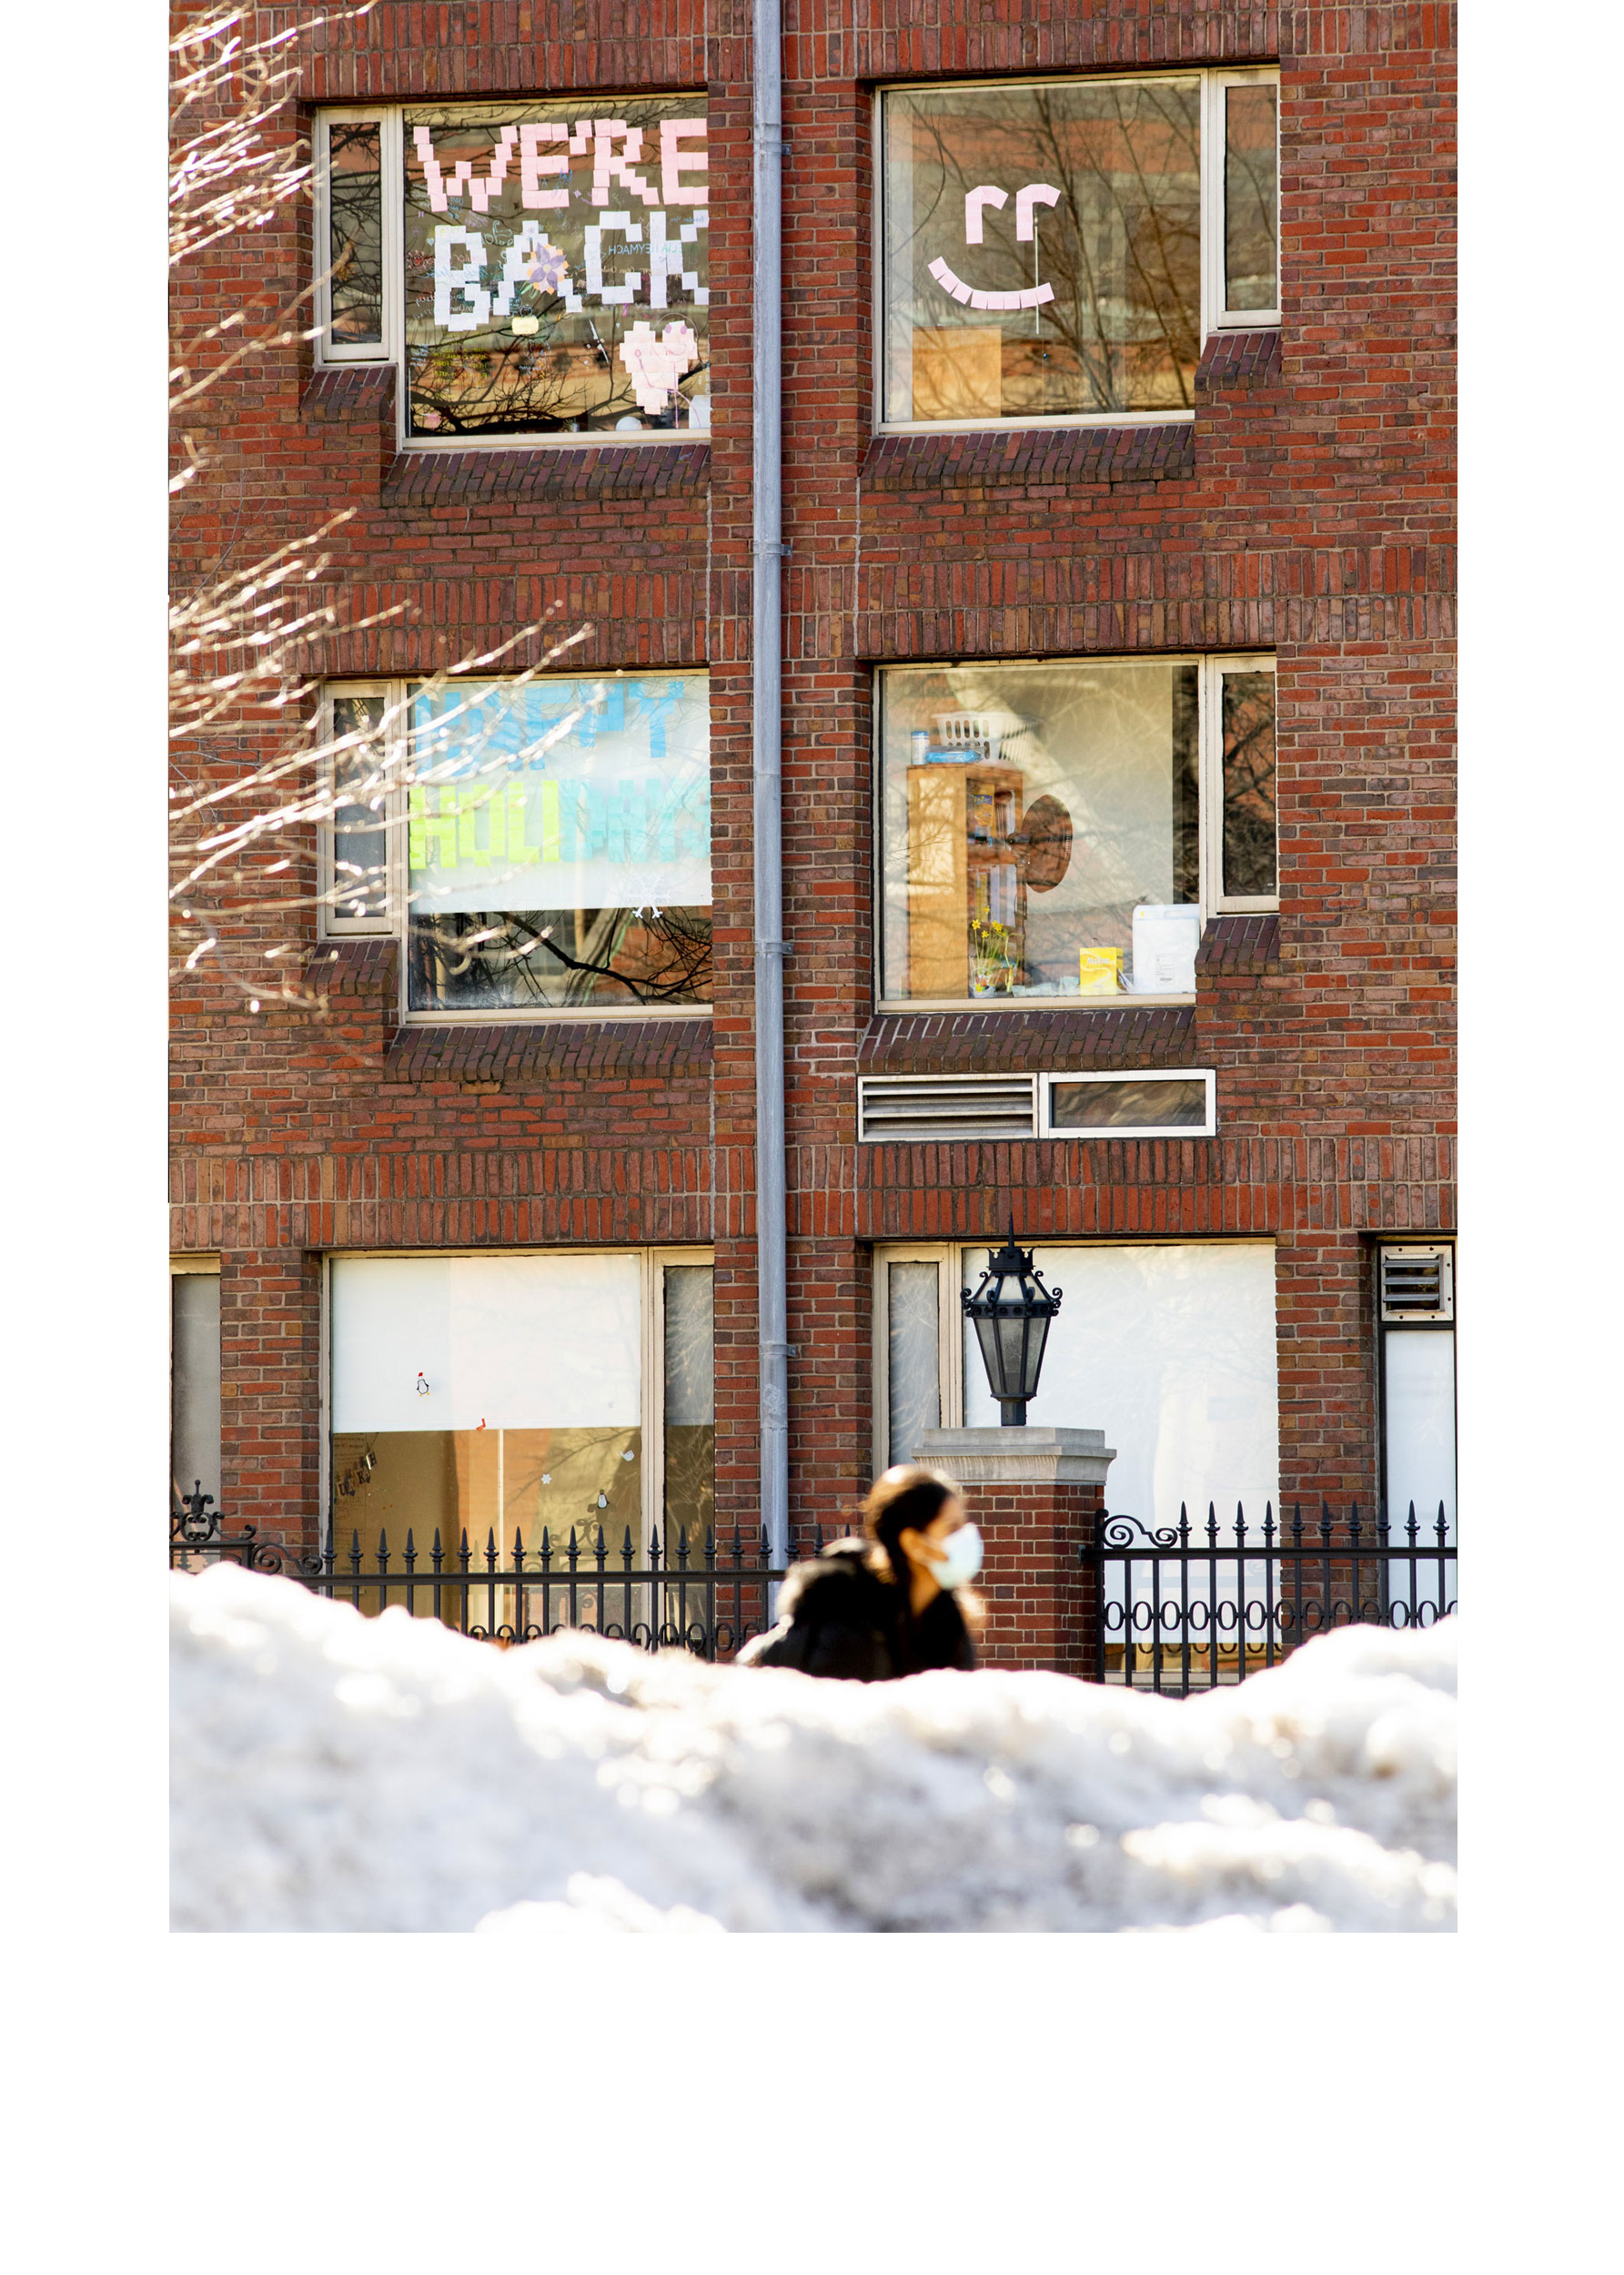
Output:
619 319 699 412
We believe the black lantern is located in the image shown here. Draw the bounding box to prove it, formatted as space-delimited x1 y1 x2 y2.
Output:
960 1222 1064 1426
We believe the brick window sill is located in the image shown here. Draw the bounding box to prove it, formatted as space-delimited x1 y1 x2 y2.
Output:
382 439 710 507
860 420 1195 494
383 1016 713 1089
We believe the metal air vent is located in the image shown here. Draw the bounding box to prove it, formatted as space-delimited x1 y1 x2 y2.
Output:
1378 1245 1454 1323
858 1074 1038 1143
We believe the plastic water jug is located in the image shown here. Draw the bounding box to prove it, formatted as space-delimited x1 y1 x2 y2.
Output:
1131 904 1200 995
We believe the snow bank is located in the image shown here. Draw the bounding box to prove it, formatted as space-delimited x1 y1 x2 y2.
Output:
171 1566 1456 1933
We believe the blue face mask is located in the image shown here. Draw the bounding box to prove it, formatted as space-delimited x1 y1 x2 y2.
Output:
929 1522 983 1592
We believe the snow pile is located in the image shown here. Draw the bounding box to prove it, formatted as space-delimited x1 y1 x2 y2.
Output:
171 1565 1456 1933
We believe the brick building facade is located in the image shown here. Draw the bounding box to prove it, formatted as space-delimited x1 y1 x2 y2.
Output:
170 2 1457 1644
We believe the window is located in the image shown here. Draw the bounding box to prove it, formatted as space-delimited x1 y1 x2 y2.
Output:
327 1250 713 1572
319 673 712 1020
873 1240 1279 1529
1040 1071 1215 1138
315 97 711 441
872 1249 963 1475
171 1259 221 1520
1377 1245 1457 1543
878 68 1278 432
877 656 1275 1008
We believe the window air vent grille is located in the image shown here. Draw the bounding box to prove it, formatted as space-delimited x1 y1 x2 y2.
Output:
858 1075 1038 1143
1379 1245 1454 1323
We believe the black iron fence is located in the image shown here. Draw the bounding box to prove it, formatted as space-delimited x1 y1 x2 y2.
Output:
1084 1501 1458 1695
172 1486 1457 1688
170 1487 805 1661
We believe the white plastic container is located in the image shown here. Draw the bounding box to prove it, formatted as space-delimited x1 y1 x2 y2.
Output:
1131 904 1201 995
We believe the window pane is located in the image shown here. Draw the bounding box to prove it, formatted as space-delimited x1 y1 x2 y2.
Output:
171 1273 221 1517
1383 1330 1457 1541
1220 671 1276 899
882 78 1200 425
403 97 710 438
331 693 389 921
962 1241 1279 1529
405 675 711 1013
880 661 1199 1003
328 122 383 344
329 1255 644 1607
886 1261 941 1465
662 1265 714 1555
1048 1077 1208 1131
1224 84 1278 311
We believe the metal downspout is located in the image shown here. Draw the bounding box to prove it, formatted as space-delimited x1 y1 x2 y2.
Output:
751 0 790 1567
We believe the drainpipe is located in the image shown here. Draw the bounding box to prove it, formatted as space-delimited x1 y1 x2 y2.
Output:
751 0 789 1567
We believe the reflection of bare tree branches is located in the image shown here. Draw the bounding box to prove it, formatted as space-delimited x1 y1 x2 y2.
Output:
1220 682 1277 896
409 905 712 1011
402 100 710 436
888 82 1200 418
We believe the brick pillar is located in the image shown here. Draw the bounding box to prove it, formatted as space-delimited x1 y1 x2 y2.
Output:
914 1428 1116 1678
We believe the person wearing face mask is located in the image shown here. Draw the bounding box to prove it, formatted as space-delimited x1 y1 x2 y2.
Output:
736 1465 983 1679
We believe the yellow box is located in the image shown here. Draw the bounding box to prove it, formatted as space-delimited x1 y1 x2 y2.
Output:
1078 947 1124 996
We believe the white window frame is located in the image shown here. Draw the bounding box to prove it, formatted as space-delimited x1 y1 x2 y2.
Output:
314 109 402 366
873 66 1281 439
317 675 714 1026
872 1245 964 1475
1202 652 1279 915
1038 1068 1216 1140
873 653 1278 1016
312 101 705 454
318 680 400 940
321 1245 713 1556
1203 69 1283 331
170 1254 223 1517
1375 1240 1458 1546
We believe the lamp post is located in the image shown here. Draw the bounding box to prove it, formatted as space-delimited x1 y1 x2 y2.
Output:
960 1222 1064 1426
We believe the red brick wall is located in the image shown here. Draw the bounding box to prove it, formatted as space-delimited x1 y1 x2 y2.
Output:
968 1476 1105 1678
171 3 1455 1563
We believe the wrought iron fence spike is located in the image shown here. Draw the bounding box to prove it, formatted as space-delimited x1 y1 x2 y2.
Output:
513 1528 525 1562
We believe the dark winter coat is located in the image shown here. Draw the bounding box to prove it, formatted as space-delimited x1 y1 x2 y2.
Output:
736 1538 978 1680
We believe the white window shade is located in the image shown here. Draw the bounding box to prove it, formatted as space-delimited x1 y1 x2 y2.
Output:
1383 1330 1456 1534
332 1254 641 1431
962 1242 1278 1528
